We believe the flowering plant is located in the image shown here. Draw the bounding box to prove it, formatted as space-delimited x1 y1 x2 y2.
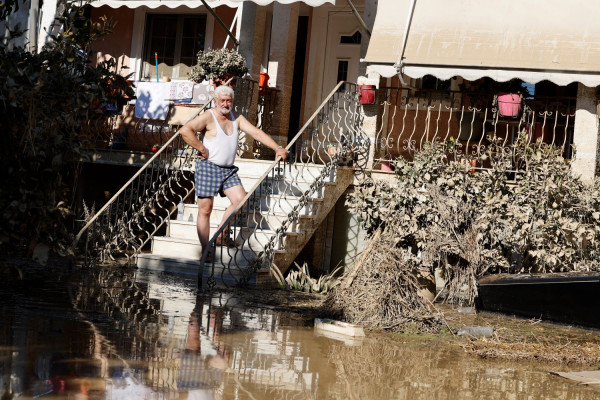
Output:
188 48 248 83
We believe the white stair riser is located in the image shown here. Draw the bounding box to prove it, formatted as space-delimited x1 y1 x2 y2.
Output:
154 226 288 254
152 238 267 263
169 214 304 237
239 177 327 198
177 207 226 224
169 224 302 249
177 158 329 179
184 196 318 215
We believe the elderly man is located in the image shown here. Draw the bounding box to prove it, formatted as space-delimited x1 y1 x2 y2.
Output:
180 85 287 257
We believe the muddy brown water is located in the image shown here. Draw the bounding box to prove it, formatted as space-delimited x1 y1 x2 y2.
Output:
1 264 599 399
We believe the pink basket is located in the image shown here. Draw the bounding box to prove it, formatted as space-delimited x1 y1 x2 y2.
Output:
497 92 521 117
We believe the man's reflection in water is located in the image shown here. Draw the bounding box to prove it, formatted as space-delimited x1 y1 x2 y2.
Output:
177 299 229 400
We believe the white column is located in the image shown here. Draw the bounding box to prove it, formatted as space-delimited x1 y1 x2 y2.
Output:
37 0 58 52
571 83 600 184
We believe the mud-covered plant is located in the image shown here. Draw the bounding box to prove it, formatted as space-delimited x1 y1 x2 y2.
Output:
272 262 342 294
188 48 248 83
348 136 600 305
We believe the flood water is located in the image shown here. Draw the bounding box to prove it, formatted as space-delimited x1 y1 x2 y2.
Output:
1 264 599 399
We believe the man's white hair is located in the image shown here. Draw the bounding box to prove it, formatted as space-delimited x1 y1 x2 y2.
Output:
214 85 235 99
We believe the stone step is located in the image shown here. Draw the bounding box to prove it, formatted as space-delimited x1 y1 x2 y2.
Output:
238 176 333 198
169 212 312 238
166 220 306 246
136 253 257 286
152 228 300 259
183 194 321 215
176 157 332 181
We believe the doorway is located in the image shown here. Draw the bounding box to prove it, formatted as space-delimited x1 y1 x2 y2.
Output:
321 11 362 97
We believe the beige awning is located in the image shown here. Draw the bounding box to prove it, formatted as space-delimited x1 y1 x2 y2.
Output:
364 0 600 86
90 0 334 8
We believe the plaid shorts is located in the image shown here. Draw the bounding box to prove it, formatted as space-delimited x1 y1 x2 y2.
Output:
195 159 243 198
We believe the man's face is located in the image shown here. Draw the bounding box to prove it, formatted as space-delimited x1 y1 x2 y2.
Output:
217 94 233 115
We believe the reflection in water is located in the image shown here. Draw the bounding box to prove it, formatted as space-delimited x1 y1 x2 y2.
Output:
0 265 599 399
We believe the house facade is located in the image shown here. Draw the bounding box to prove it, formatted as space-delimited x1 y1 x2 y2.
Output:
363 0 600 183
87 0 375 146
22 0 600 278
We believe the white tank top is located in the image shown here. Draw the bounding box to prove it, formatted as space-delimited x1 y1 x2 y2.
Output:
203 109 239 167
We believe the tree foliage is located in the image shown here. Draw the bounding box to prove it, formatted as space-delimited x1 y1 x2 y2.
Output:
348 137 600 304
0 2 133 258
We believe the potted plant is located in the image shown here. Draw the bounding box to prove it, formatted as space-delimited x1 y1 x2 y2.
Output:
189 48 248 87
460 78 529 118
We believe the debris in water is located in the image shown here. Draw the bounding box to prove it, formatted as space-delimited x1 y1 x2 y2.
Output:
457 326 494 338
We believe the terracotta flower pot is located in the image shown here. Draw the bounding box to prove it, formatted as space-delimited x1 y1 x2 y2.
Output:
212 73 237 89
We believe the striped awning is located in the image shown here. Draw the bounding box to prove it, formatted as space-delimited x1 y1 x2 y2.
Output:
364 0 600 86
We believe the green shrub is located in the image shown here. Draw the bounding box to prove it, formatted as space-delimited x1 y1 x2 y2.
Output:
0 3 133 259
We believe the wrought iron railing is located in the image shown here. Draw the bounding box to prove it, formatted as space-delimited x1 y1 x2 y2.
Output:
73 79 365 279
80 78 259 156
201 81 366 288
73 78 254 261
373 88 576 171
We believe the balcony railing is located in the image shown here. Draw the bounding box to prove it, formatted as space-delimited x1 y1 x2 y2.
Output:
373 87 576 171
80 78 266 159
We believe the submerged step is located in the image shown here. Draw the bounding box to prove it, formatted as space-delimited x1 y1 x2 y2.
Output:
136 253 256 285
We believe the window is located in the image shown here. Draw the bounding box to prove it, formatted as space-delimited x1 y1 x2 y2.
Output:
421 74 452 91
142 14 207 80
336 60 349 91
340 31 361 44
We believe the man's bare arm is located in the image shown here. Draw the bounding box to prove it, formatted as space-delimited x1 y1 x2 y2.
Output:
238 115 287 161
180 112 210 159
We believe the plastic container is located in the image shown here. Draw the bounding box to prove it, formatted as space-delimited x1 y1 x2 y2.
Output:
358 85 376 105
177 201 185 220
259 72 270 92
457 326 494 338
497 93 521 117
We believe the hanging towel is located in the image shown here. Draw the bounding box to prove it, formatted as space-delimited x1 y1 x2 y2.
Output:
168 81 195 101
191 83 212 105
134 81 170 120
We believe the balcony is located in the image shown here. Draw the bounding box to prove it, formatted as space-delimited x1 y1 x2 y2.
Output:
372 87 577 172
80 78 275 165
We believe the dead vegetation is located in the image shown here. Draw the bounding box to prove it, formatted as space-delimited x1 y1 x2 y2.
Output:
326 232 443 333
461 340 600 366
333 138 600 336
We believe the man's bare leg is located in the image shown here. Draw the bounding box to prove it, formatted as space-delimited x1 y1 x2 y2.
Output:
196 196 214 254
218 185 247 242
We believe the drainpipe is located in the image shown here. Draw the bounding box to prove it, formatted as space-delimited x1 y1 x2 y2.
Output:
394 0 417 86
200 0 239 48
345 0 371 37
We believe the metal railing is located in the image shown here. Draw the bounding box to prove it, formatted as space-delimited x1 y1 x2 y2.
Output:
73 80 365 280
73 78 257 262
80 78 259 156
201 81 366 288
373 88 576 170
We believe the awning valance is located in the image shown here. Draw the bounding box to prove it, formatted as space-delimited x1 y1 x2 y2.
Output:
90 0 334 8
364 0 600 87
